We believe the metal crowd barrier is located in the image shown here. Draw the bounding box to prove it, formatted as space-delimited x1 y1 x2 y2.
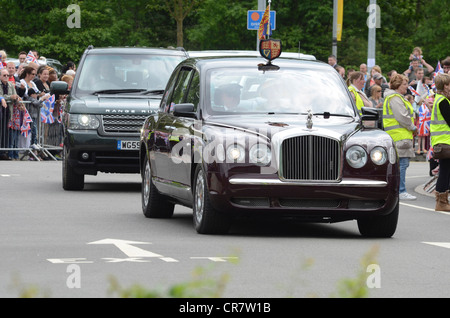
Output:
0 100 63 161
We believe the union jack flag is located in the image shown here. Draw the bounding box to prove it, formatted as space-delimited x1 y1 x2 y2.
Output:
21 110 33 137
40 94 56 124
26 50 37 63
423 83 431 96
408 86 420 97
418 103 431 136
429 61 444 93
435 61 444 76
427 146 434 161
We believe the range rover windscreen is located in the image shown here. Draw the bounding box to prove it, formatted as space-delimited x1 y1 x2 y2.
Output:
76 54 183 95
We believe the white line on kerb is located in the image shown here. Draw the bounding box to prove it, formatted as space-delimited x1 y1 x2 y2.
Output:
400 202 450 215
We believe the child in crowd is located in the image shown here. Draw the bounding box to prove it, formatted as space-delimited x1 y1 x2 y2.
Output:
7 101 25 160
409 47 424 65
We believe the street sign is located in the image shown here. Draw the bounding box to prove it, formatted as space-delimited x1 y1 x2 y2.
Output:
247 10 276 30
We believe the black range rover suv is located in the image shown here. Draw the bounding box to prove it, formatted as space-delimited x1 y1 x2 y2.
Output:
51 46 187 190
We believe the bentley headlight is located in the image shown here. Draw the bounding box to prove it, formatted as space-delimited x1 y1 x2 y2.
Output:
226 144 245 163
249 143 271 165
370 147 387 165
346 145 367 168
69 114 100 130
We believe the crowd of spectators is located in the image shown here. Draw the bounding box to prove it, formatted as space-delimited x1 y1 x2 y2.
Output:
329 48 450 156
330 48 450 202
0 49 76 160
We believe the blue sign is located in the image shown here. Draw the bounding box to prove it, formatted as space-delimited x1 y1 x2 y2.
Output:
247 10 276 30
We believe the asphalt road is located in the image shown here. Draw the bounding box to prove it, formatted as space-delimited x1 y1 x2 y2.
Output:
1 160 449 299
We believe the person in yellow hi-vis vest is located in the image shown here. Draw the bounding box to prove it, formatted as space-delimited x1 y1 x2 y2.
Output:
348 71 372 115
430 73 450 211
383 74 418 200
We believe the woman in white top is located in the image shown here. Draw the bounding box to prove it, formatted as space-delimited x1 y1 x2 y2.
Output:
18 66 48 148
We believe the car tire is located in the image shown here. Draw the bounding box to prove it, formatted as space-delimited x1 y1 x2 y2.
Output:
193 165 231 234
62 146 84 191
142 154 174 218
357 201 399 238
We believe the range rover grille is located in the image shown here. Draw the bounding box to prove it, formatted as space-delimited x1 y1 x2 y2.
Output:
102 114 148 134
280 135 340 181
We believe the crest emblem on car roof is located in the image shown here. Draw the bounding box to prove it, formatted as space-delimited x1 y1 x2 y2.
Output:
259 39 282 61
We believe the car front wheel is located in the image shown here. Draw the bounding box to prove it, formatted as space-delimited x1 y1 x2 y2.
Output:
142 154 174 218
62 146 84 191
193 165 232 234
357 201 399 238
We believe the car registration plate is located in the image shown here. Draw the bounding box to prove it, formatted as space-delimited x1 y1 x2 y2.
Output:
117 140 139 150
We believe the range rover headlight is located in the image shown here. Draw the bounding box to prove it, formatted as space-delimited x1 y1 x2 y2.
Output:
69 114 100 130
249 143 271 165
226 144 245 163
370 147 387 165
346 145 367 168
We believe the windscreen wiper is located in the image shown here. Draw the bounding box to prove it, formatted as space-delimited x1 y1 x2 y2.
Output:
313 112 353 118
93 89 146 95
141 89 165 95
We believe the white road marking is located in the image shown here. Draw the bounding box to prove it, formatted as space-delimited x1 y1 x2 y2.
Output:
88 238 163 258
47 258 94 264
422 242 450 249
190 257 239 262
400 202 450 215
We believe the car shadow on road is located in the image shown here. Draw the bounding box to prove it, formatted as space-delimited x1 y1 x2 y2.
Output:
83 182 141 192
228 217 361 238
167 212 362 239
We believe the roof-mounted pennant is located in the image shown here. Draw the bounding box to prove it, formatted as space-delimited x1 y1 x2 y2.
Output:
259 39 282 61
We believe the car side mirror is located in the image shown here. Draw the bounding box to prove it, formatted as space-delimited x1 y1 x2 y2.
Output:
361 107 381 129
173 103 197 119
50 81 70 95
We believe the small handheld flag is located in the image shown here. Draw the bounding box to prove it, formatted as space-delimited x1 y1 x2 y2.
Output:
435 61 444 75
26 51 37 63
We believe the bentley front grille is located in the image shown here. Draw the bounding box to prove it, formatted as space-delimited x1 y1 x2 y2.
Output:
102 114 148 135
280 135 340 181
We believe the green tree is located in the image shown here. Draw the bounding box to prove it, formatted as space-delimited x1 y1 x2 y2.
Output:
0 0 446 75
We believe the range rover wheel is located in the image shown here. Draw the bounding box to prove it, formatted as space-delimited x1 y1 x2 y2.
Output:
357 201 399 238
193 165 231 234
62 146 84 191
142 154 174 218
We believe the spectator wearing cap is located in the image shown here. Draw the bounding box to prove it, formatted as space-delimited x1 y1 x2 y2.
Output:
367 72 389 98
